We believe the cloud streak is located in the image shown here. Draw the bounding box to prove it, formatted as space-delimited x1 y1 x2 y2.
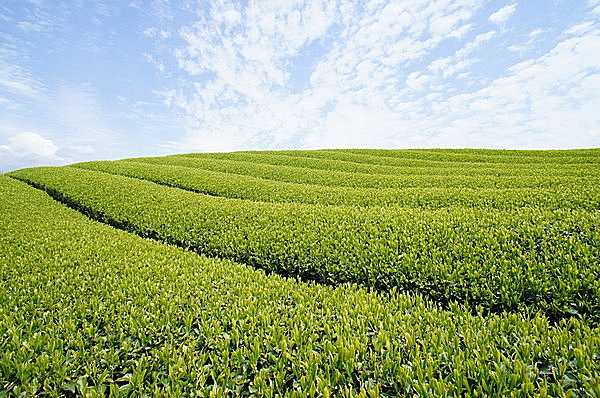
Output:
0 60 45 99
489 4 517 26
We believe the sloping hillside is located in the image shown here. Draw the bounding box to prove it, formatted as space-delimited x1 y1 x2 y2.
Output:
2 149 599 396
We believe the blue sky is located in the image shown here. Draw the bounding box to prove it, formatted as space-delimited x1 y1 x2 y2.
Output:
1 0 599 171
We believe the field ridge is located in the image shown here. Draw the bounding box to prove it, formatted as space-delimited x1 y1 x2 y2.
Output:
3 148 599 396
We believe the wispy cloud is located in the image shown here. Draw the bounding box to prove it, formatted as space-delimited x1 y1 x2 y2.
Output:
162 0 492 152
508 28 545 53
489 3 517 26
426 26 600 148
0 60 45 99
156 0 598 151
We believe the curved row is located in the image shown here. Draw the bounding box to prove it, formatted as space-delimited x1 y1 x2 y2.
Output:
260 149 600 171
10 166 599 323
2 175 598 396
335 148 600 164
75 160 599 210
182 151 599 177
127 156 599 190
405 148 600 157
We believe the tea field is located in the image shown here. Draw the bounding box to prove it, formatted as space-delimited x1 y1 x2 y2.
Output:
1 149 599 396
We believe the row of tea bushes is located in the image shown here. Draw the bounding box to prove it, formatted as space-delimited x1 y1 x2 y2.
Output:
174 151 597 177
258 149 600 171
124 155 598 190
398 148 600 157
335 148 600 164
74 160 599 210
10 167 599 323
1 175 599 396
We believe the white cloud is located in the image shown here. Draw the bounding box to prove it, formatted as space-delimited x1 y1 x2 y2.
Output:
426 26 600 148
152 0 598 152
0 132 60 159
162 0 487 150
311 19 600 149
143 27 171 39
508 28 545 53
406 71 430 90
0 60 45 98
0 95 21 111
443 57 477 78
489 4 517 25
428 56 452 74
143 27 157 37
1 0 596 172
565 21 595 36
143 52 165 72
17 21 47 32
456 30 496 58
429 8 473 37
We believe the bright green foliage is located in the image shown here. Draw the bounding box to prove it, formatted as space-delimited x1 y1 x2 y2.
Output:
74 160 598 210
336 148 600 164
10 165 599 323
1 176 599 397
172 151 600 177
263 148 600 170
178 149 600 176
123 155 599 190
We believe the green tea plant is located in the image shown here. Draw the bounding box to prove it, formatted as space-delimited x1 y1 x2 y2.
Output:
10 166 599 323
1 175 599 397
174 150 598 177
336 148 600 164
74 160 598 210
262 149 600 173
121 155 599 190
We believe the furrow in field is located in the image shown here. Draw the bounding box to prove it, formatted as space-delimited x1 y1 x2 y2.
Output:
74 160 599 210
2 175 599 396
9 166 599 324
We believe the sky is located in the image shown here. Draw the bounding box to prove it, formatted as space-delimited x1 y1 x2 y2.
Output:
1 0 599 172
